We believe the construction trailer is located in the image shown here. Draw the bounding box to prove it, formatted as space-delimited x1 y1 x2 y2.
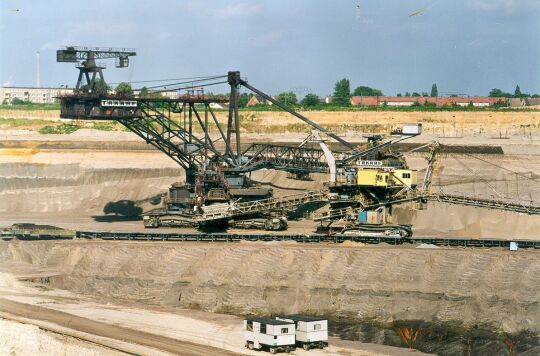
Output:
276 315 328 350
244 317 296 353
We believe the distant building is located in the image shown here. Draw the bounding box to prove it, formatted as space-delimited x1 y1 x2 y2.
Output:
0 86 181 105
246 95 275 107
509 97 540 107
350 96 379 106
209 102 229 110
246 95 262 106
0 86 73 104
350 95 507 107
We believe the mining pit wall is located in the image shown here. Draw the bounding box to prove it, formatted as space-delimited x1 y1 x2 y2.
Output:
0 147 538 237
0 240 538 354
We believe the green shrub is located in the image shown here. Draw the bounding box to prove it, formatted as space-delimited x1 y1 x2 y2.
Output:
92 122 116 131
38 124 80 134
0 102 60 110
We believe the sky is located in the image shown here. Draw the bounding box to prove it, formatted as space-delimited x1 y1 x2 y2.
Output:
0 0 539 97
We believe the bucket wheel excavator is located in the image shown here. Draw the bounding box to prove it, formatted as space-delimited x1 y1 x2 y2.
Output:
56 46 540 236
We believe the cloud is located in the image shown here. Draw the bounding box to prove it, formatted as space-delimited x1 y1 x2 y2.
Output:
214 2 263 19
67 21 138 37
40 40 70 51
157 32 173 41
252 31 282 47
467 0 539 13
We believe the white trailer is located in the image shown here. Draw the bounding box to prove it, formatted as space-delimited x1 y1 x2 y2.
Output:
401 123 422 135
244 317 296 354
276 315 328 350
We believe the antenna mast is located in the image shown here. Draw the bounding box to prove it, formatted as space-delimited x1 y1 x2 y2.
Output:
36 51 40 87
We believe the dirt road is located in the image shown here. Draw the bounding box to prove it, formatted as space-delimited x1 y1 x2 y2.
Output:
0 298 236 356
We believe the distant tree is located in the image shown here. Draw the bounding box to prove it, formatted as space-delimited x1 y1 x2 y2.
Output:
91 78 110 96
396 93 402 97
412 92 421 97
352 86 383 97
115 82 133 97
136 86 164 99
139 86 149 97
405 92 411 97
514 85 522 98
430 83 438 97
422 92 429 97
238 93 250 107
333 78 351 106
300 93 320 107
11 97 30 105
277 91 298 106
489 88 511 98
148 91 164 99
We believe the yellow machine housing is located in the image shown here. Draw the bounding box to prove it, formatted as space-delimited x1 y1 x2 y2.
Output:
393 169 417 188
356 168 417 188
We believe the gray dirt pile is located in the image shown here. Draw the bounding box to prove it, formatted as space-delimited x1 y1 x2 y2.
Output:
1 240 538 337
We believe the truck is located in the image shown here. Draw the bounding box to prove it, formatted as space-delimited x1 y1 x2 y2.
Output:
244 317 296 353
276 315 328 350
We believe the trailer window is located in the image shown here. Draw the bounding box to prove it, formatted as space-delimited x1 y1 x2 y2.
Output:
314 323 321 330
260 324 266 334
402 173 411 179
281 328 288 334
246 321 253 331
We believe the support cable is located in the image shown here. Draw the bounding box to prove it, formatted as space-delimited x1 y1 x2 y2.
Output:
144 76 228 90
108 75 226 85
151 80 229 94
452 156 508 200
460 151 540 184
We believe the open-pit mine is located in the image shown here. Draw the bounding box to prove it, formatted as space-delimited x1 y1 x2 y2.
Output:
0 45 539 355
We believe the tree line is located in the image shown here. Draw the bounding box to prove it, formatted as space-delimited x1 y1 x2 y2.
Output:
53 80 537 110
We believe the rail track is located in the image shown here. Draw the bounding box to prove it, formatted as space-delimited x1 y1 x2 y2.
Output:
3 230 539 249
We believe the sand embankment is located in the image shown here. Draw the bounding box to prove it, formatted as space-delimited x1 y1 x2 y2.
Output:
0 139 538 237
0 240 538 354
1 108 539 138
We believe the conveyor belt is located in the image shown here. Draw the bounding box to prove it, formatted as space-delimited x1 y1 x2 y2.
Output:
431 193 540 215
6 231 537 249
199 190 327 221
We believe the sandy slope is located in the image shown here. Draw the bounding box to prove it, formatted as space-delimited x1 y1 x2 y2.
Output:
0 261 417 356
2 109 539 137
0 318 129 356
0 142 538 237
1 240 538 337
